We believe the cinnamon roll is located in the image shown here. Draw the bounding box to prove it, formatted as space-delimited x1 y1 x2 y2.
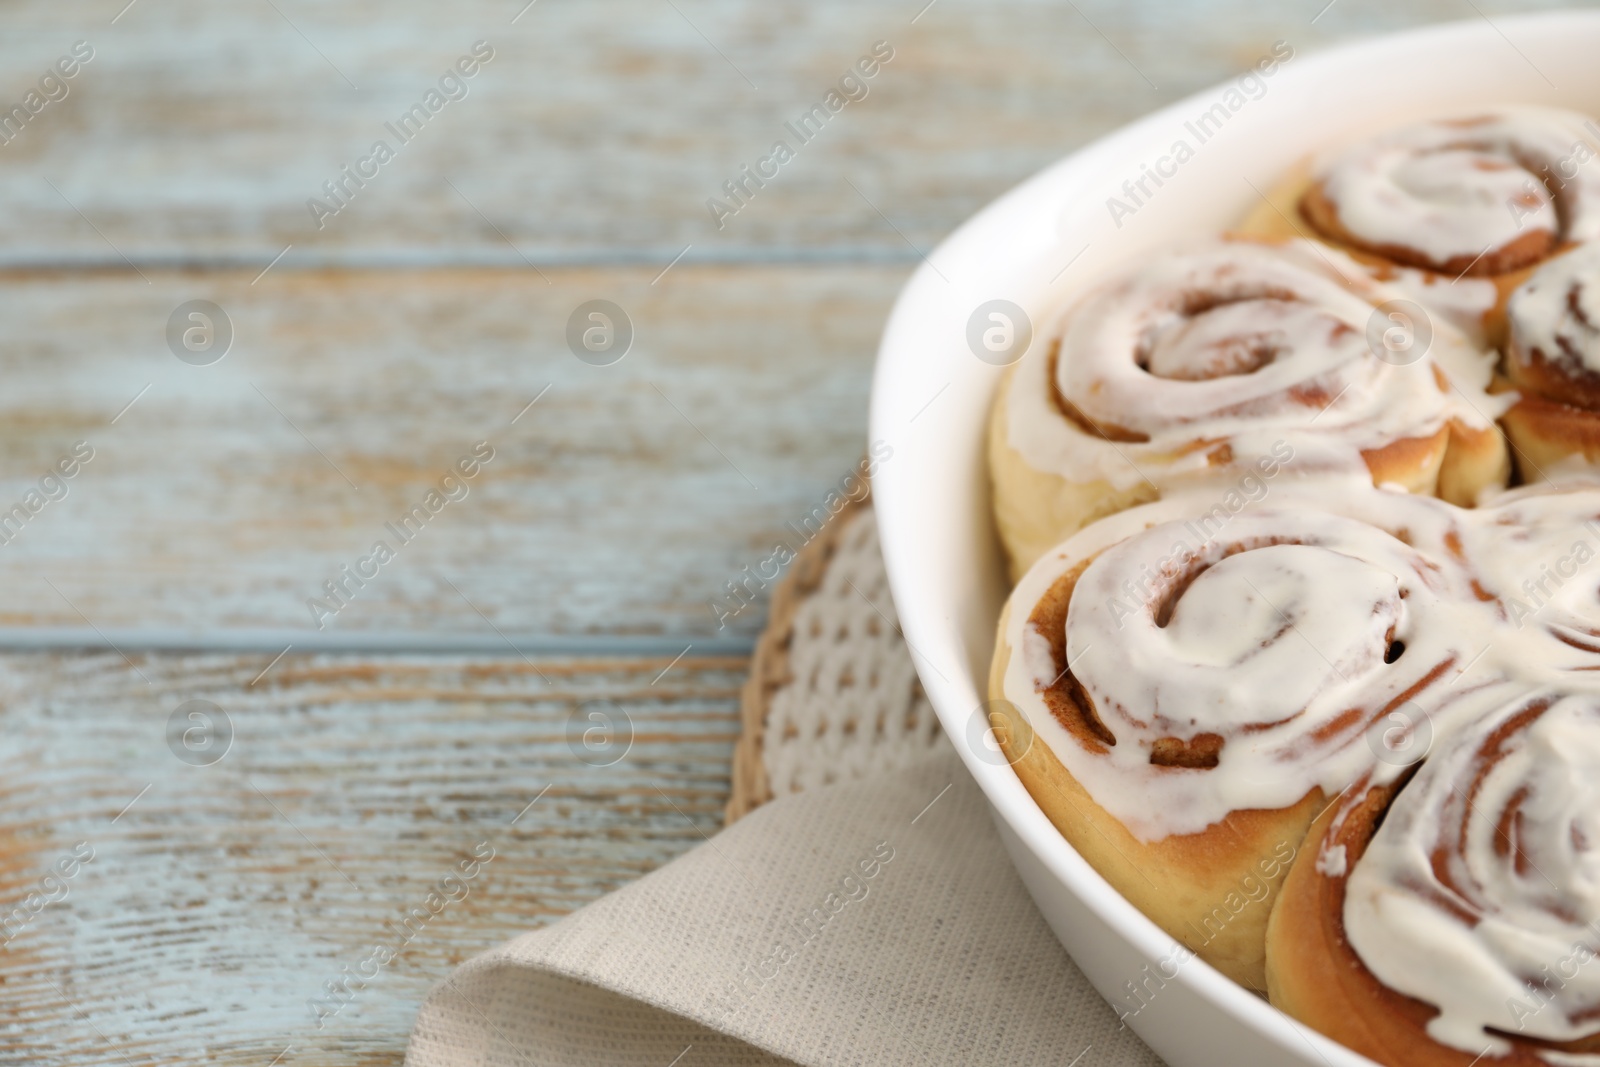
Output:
989 238 1508 578
1455 480 1600 662
987 489 1491 990
1267 688 1600 1066
1500 244 1600 480
1236 107 1600 347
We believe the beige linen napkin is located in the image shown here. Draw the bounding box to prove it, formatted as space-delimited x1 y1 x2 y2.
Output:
406 747 1164 1066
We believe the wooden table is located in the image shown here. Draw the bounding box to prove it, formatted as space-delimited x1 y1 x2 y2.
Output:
0 0 1574 1062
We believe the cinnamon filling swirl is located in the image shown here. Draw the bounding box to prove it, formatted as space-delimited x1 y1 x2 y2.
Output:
1303 109 1600 278
1506 243 1600 411
1008 239 1499 500
1341 691 1600 1055
1005 500 1483 842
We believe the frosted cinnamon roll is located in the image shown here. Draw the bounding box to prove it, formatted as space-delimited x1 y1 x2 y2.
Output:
1460 479 1600 640
989 238 1508 578
1268 688 1600 1066
987 490 1492 990
1500 244 1600 479
1236 108 1600 346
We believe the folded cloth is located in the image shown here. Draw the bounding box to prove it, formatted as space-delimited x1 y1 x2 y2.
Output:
406 748 1163 1066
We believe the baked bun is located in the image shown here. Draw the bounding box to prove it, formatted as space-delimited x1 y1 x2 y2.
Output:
1261 481 1600 1064
1235 107 1600 348
1501 244 1600 479
1268 689 1600 1066
986 487 1494 990
988 238 1507 578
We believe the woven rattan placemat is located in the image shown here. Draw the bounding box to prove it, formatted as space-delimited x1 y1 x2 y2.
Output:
725 494 944 824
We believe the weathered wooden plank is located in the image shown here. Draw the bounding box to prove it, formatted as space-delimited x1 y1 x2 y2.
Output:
0 265 887 638
0 0 1581 265
0 651 746 1066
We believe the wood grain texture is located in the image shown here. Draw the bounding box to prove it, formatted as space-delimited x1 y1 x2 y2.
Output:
0 265 887 639
0 0 1586 642
0 651 745 1066
0 0 1583 266
1 3 1587 1064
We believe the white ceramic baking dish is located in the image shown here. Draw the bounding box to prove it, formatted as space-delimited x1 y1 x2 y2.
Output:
870 12 1600 1066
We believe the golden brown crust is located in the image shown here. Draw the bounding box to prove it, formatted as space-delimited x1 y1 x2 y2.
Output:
990 371 1501 578
1437 418 1513 506
1505 338 1600 412
1262 781 1467 1067
1235 158 1558 501
1493 249 1600 481
1360 427 1450 494
1302 180 1557 278
1266 779 1600 1066
1231 160 1535 347
992 213 1514 579
987 364 1157 581
990 581 1322 992
1501 392 1600 480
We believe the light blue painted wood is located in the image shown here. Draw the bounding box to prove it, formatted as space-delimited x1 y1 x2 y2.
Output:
0 651 746 1066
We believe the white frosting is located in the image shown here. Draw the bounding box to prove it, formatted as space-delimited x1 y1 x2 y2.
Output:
1316 107 1600 270
1542 1053 1600 1067
1345 692 1600 1055
1065 522 1411 837
1005 239 1504 495
1510 243 1600 374
991 110 1600 1057
1379 265 1499 348
1459 481 1600 677
1316 844 1347 878
999 479 1600 1057
1002 482 1501 840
